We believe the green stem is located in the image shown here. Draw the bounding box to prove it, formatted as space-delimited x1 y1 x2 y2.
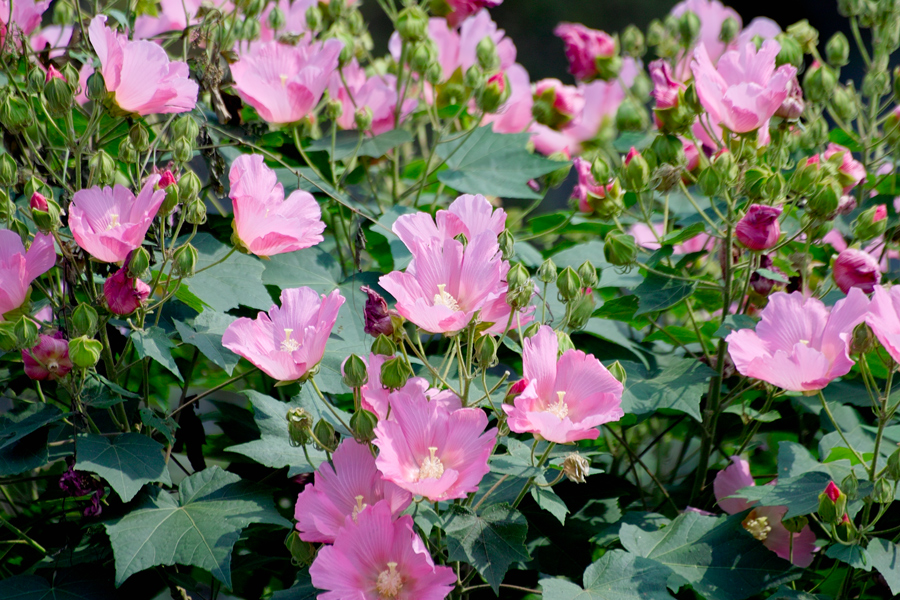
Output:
511 443 555 509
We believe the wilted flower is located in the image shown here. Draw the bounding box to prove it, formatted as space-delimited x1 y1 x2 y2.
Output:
833 248 881 294
775 77 804 120
22 333 72 380
562 452 590 483
361 286 394 338
735 204 782 250
104 266 151 315
0 230 56 319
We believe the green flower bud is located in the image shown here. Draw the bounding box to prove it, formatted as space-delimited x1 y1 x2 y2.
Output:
313 418 337 452
342 353 368 388
556 330 575 353
129 123 150 152
615 97 649 131
603 231 638 266
808 180 842 217
475 335 498 368
630 70 653 101
172 243 198 277
817 486 843 524
683 81 703 113
841 472 859 501
744 166 772 200
678 10 701 43
622 149 650 191
792 159 821 196
184 198 207 225
874 478 895 504
568 292 595 330
507 263 530 290
646 19 666 46
380 356 412 390
0 322 18 352
854 204 889 241
886 447 900 481
464 64 485 90
621 25 645 57
556 266 582 302
477 72 510 113
835 513 856 542
72 303 99 337
178 171 202 202
285 531 315 567
397 6 428 42
118 138 138 164
240 18 260 41
305 5 322 31
838 0 863 17
831 85 858 121
577 260 598 288
825 32 850 66
0 96 33 134
0 154 16 187
371 333 396 356
537 258 557 284
475 35 501 72
89 150 117 186
774 34 803 68
0 190 13 220
787 19 819 53
160 185 180 216
287 407 313 446
498 229 515 260
591 156 611 183
863 71 890 99
782 515 809 534
608 360 627 384
44 75 73 116
325 98 343 121
172 137 193 163
171 114 200 142
267 6 286 30
69 335 102 369
327 0 343 19
411 42 436 73
424 63 443 86
53 0 74 24
650 134 685 166
353 106 374 132
86 71 107 102
803 63 838 103
698 166 723 197
719 16 739 44
350 408 378 442
14 317 39 349
32 198 62 233
347 9 365 36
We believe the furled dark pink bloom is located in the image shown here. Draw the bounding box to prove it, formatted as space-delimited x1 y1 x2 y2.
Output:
735 204 782 250
229 154 325 257
749 254 783 297
503 325 624 444
825 481 841 502
222 287 344 382
231 39 342 124
691 40 796 134
650 59 684 110
158 170 176 188
571 157 607 213
726 289 869 392
0 0 50 37
362 286 394 338
309 501 456 600
88 15 197 115
327 59 417 135
22 333 72 380
30 192 49 211
554 22 616 82
104 266 151 315
480 64 534 134
824 143 866 192
30 24 73 58
714 456 817 567
442 0 503 27
823 230 898 273
358 353 461 420
833 249 881 294
59 456 95 497
624 146 640 165
0 231 56 319
69 175 166 263
294 439 411 543
865 285 900 363
775 77 804 120
374 388 496 501
533 79 584 128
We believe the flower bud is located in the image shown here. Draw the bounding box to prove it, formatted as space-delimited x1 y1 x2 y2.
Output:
342 354 368 388
0 190 12 220
171 114 200 143
89 150 117 186
577 260 598 288
537 258 557 283
52 0 74 24
568 292 595 330
650 134 685 166
285 531 315 567
129 123 150 152
0 323 17 352
591 156 611 183
772 34 803 69
68 336 102 369
556 330 575 353
354 106 373 131
615 97 649 131
603 231 638 266
313 418 337 451
159 185 179 216
172 137 193 163
72 303 99 337
807 180 842 217
825 32 850 67
818 481 846 523
371 333 396 357
287 407 313 446
172 243 198 277
477 72 510 113
562 452 590 483
887 447 900 481
863 71 889 99
830 84 858 122
838 0 863 16
118 138 138 164
697 167 722 197
184 198 207 225
305 5 322 31
410 41 436 73
874 478 894 504
29 192 48 212
380 356 411 390
475 335 498 368
507 263 530 291
803 63 837 103
86 71 107 102
325 98 343 121
104 267 151 315
29 67 47 92
14 316 39 349
622 147 650 191
787 19 819 52
178 171 202 202
621 25 645 57
494 230 515 261
0 154 16 187
719 16 740 44
833 248 881 294
32 197 62 233
0 96 33 134
350 408 378 442
22 334 73 381
782 515 809 534
361 286 393 338
853 204 888 242
608 360 627 384
397 6 428 42
556 267 582 302
678 10 701 43
424 62 443 85
267 6 286 30
736 204 782 250
45 73 74 117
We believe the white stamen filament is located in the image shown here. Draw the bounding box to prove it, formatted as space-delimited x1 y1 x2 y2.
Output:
418 446 445 480
279 74 289 87
546 391 569 420
106 214 120 230
375 562 403 598
433 284 461 312
351 495 367 521
280 328 301 352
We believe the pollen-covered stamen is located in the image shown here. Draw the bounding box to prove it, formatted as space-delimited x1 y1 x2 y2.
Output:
280 328 301 352
106 214 120 230
433 284 461 312
375 562 403 598
47 359 60 373
545 391 569 420
418 446 445 480
279 74 289 87
742 511 771 541
351 495 367 521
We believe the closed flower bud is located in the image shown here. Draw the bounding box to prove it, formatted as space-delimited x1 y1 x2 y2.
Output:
802 116 829 147
267 6 286 30
478 72 510 113
615 97 649 131
853 204 888 242
172 243 198 277
463 65 485 91
562 452 590 483
410 42 435 73
577 260 598 288
787 19 819 52
621 25 645 57
172 137 193 163
32 198 62 233
313 418 337 451
350 408 378 442
591 156 611 183
380 356 411 390
808 180 842 217
45 74 74 117
397 6 428 42
361 286 394 338
835 513 855 542
622 147 650 191
838 0 863 16
287 407 313 446
285 531 315 567
68 336 102 369
719 16 740 44
736 204 782 250
0 96 33 134
354 106 373 131
325 98 343 121
498 229 515 260
89 150 117 186
650 134 685 166
178 171 202 202
72 303 99 337
305 5 322 31
342 354 368 388
507 263 530 290
863 71 889 99
52 0 74 24
371 333 396 356
603 231 638 266
424 63 443 85
30 68 48 93
818 481 845 523
782 515 809 534
86 71 107 102
475 335 498 368
556 330 575 353
171 114 200 142
568 292 595 330
803 64 838 103
0 190 11 220
776 77 805 120
28 192 47 212
556 266 582 302
104 267 150 315
14 317 40 349
129 123 150 152
830 85 857 121
184 198 207 225
646 19 666 46
118 139 138 163
698 167 722 196
0 154 16 187
874 478 894 504
608 360 627 384
886 447 900 481
537 258 557 283
833 248 881 293
825 32 850 67
791 156 821 194
160 185 180 216
678 10 701 43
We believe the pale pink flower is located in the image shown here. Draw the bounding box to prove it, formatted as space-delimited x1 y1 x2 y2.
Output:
294 439 411 543
458 9 516 72
630 222 713 255
671 0 741 68
357 353 461 420
691 40 796 134
69 175 166 264
104 266 151 315
374 388 496 501
222 287 344 382
726 289 870 392
22 333 72 381
650 59 684 110
0 231 55 319
309 501 456 600
714 456 817 567
735 17 781 49
683 138 700 171
229 154 325 257
393 193 506 248
735 204 782 250
326 60 417 135
0 0 50 37
866 285 900 364
823 143 866 192
230 38 342 124
30 25 72 58
554 22 616 82
503 325 624 444
833 249 881 294
88 15 198 115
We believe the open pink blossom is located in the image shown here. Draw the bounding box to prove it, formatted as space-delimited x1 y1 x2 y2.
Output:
22 333 72 381
714 456 817 567
457 9 517 72
0 231 55 319
357 353 460 420
104 266 151 315
229 154 325 257
691 39 796 134
88 15 197 115
503 325 624 444
30 25 72 58
374 388 496 501
554 22 616 82
726 289 869 392
327 60 417 135
309 501 456 600
222 287 344 382
294 439 411 543
1 0 50 37
833 249 881 294
823 143 866 192
231 38 342 124
866 285 900 364
69 175 165 263
393 193 507 248
735 204 781 250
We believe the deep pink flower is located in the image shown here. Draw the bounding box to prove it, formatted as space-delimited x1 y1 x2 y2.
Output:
865 285 900 364
650 59 684 110
362 286 394 338
823 230 898 274
0 0 50 37
104 266 151 315
714 456 816 567
231 38 342 124
671 0 741 67
45 65 65 82
222 287 344 382
823 143 866 192
30 25 73 58
554 22 616 82
373 388 496 501
294 439 411 543
534 79 585 126
158 170 176 188
22 333 72 380
229 154 325 257
726 289 869 392
309 501 456 600
69 175 166 264
571 157 607 213
442 0 502 27
503 325 624 444
735 204 782 250
30 192 49 211
0 231 56 319
327 60 417 135
358 353 460 420
691 40 796 134
825 481 841 502
833 249 881 294
88 15 198 115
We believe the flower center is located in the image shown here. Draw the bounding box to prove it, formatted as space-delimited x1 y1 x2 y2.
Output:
351 495 367 521
545 391 569 420
742 511 771 541
433 284 460 312
106 214 120 230
280 328 301 352
279 74 288 87
47 359 59 373
375 562 403 598
418 447 444 480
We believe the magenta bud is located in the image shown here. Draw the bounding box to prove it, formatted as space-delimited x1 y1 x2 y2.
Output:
158 170 177 188
104 267 151 315
30 192 49 211
361 285 393 338
735 204 782 250
833 248 881 294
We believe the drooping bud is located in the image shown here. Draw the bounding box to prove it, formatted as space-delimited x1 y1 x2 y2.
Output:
72 303 99 337
342 354 368 389
603 231 638 266
361 286 394 338
104 267 151 315
562 453 590 483
287 407 313 446
853 204 888 242
380 356 412 390
833 248 881 294
22 334 73 381
68 336 102 369
86 70 107 102
556 267 582 302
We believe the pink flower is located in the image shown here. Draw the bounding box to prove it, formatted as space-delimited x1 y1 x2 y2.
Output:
222 287 344 382
630 222 712 255
374 388 495 501
823 143 866 192
0 0 50 37
442 0 502 28
88 15 198 115
683 139 700 171
104 266 151 315
650 59 684 110
833 249 881 294
775 77 804 120
327 60 417 135
294 439 411 543
571 157 606 213
30 25 72 58
45 65 65 82
823 230 898 274
133 0 230 39
309 501 456 600
866 285 900 363
231 38 342 124
458 10 517 72
735 204 782 250
158 170 176 188
735 17 782 48
503 325 624 444
824 481 841 502
714 456 816 567
30 192 49 211
229 154 325 257
554 22 616 82
874 205 888 222
22 333 72 381
691 40 796 134
358 353 460 420
671 0 741 66
69 176 166 263
726 289 870 392
533 79 585 128
0 231 56 319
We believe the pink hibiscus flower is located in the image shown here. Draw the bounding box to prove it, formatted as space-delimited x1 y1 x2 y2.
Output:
0 230 55 319
865 285 900 364
326 59 417 135
357 353 460 420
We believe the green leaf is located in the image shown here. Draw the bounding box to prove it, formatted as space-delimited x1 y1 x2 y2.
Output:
825 543 871 570
132 326 183 382
436 126 560 199
442 503 531 593
866 538 900 595
531 484 569 525
272 571 319 599
633 271 697 315
139 408 179 445
187 233 273 312
539 550 672 600
308 129 413 160
104 466 290 588
613 132 655 153
0 572 116 599
767 586 830 600
593 296 650 329
173 281 208 313
732 471 873 519
713 314 757 339
619 358 714 421
262 246 342 294
620 511 797 600
0 404 66 476
755 268 789 283
777 441 860 482
80 373 139 408
828 128 862 153
75 433 171 502
174 311 240 375
660 222 707 246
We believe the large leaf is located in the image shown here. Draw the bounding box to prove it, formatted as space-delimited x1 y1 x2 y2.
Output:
187 233 273 312
619 511 797 600
272 571 319 600
550 241 643 288
436 126 559 199
619 358 714 421
867 538 900 595
131 326 182 382
104 466 290 588
539 550 672 600
75 433 171 502
262 246 342 294
633 271 697 315
777 440 861 482
731 471 872 519
173 311 240 375
0 572 116 600
0 404 65 476
442 503 530 593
